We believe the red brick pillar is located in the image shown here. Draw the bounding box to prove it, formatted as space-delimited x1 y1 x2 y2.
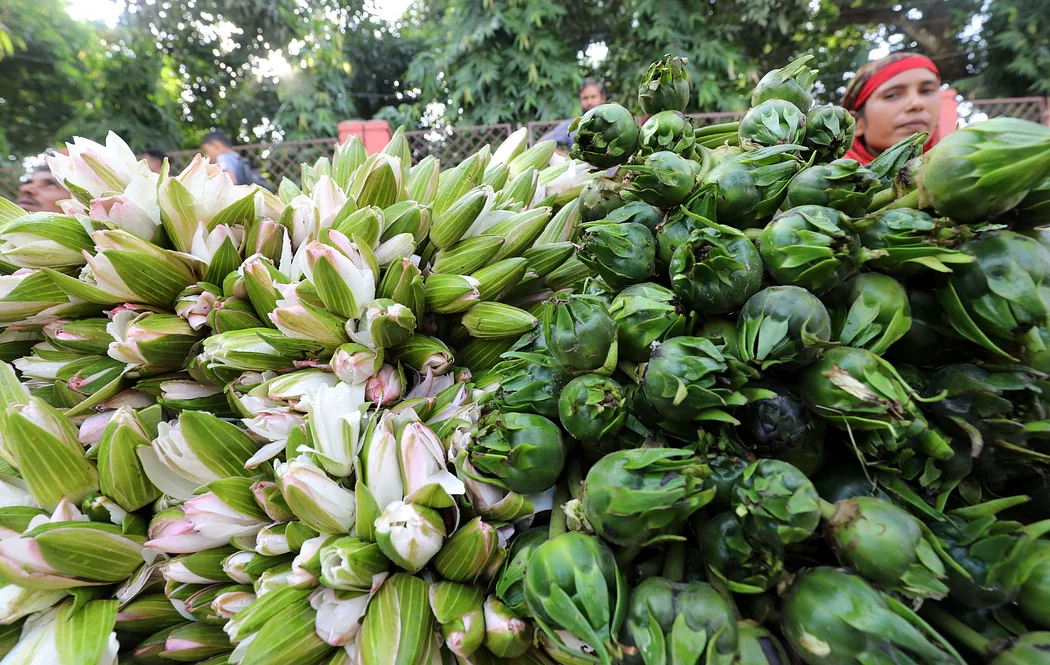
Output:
338 120 393 154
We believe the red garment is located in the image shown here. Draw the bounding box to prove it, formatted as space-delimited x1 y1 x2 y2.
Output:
841 53 941 165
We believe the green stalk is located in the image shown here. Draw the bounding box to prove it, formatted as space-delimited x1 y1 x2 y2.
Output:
614 545 643 569
819 498 838 521
566 458 584 501
693 121 740 138
885 189 920 210
919 604 990 658
549 480 570 538
698 134 740 149
706 573 741 618
661 542 686 582
867 187 897 212
690 509 711 537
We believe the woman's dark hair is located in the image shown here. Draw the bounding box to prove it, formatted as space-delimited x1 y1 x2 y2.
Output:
579 79 607 96
143 148 168 161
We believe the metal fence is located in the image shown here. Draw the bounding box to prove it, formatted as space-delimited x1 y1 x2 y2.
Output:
165 137 341 189
2 97 1048 203
405 124 514 166
961 96 1048 125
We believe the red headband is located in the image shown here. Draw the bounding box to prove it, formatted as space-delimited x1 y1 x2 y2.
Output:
846 55 940 111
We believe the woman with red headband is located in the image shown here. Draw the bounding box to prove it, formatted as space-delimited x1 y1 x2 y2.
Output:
841 53 943 165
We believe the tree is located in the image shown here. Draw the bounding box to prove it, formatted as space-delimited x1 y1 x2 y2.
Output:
59 25 183 152
273 4 427 139
0 0 96 162
402 0 822 125
959 0 1050 97
119 0 301 147
405 0 597 126
595 0 814 113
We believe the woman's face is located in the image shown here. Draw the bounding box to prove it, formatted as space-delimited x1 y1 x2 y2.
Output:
855 68 942 153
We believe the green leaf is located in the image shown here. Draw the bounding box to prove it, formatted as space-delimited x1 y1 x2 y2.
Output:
210 190 257 231
55 599 118 665
106 249 194 307
179 411 258 479
206 477 269 521
41 269 126 305
204 236 243 285
3 413 98 510
35 525 142 582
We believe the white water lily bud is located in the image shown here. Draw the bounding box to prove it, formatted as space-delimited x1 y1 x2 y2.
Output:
190 221 244 266
358 411 404 512
310 586 374 647
373 233 416 267
47 131 148 197
0 520 144 589
374 501 445 573
0 585 68 625
400 421 465 507
300 241 376 320
365 363 404 406
0 397 98 510
182 491 268 543
301 381 367 478
257 368 339 409
269 296 349 346
159 154 257 252
137 411 258 501
223 551 257 585
275 455 357 534
318 536 389 592
0 599 119 665
256 523 291 557
331 343 382 385
106 309 201 371
88 171 162 240
0 213 93 269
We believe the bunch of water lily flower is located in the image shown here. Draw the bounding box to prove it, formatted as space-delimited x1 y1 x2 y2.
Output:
0 125 590 665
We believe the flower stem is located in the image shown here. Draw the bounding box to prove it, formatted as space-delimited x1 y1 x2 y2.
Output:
549 480 570 538
918 604 990 658
819 498 838 521
867 187 897 212
661 542 686 582
885 189 920 211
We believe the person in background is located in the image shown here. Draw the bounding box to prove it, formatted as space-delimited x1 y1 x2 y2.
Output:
201 130 245 183
543 79 608 156
200 130 273 191
15 165 68 213
139 148 168 174
841 53 943 165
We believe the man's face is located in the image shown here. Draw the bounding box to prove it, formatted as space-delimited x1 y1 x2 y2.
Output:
201 141 222 160
579 84 606 112
140 154 164 173
855 68 942 153
17 171 68 213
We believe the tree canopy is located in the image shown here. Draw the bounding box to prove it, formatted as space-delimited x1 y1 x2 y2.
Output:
0 0 1046 164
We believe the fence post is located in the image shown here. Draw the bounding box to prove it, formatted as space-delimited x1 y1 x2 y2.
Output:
1045 98 1050 127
